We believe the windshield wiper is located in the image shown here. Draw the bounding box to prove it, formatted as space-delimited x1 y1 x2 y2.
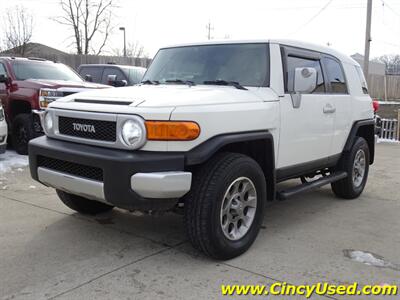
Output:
141 79 160 85
203 80 248 90
165 79 196 86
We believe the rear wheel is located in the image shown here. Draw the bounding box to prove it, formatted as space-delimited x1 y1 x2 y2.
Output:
56 190 114 215
331 137 370 199
184 153 266 259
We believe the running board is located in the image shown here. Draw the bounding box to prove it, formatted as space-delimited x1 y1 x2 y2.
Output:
277 171 348 200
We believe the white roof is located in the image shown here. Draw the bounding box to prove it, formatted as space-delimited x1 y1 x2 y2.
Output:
162 39 358 65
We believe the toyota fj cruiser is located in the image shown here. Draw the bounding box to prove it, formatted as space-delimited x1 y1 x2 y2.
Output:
29 40 375 259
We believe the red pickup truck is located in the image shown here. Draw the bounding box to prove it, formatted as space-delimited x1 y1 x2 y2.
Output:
0 57 109 154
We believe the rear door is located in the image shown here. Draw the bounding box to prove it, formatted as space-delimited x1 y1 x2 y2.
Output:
277 46 335 169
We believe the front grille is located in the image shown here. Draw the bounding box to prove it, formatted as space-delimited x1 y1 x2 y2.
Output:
58 116 116 142
38 156 103 181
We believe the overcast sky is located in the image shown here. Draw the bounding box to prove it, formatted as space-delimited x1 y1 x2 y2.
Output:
2 0 400 59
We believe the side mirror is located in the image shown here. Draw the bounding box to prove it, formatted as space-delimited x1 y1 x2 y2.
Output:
84 74 93 82
291 67 317 108
107 74 117 86
107 75 127 87
117 80 128 87
0 74 9 84
294 67 317 93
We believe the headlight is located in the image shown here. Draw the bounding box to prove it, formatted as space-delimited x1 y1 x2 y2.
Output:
121 118 146 149
39 89 64 108
44 112 53 133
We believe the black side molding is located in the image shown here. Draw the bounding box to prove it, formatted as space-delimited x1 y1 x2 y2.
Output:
185 130 272 166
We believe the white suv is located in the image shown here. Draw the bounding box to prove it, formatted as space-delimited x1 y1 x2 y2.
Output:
29 40 375 259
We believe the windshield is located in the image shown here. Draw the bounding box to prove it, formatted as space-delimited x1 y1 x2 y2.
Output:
143 43 269 87
12 61 83 82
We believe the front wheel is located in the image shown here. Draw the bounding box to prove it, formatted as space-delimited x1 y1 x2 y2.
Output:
11 114 38 155
184 153 266 260
331 137 370 199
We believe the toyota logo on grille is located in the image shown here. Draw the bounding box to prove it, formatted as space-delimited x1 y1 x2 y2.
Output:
72 122 96 133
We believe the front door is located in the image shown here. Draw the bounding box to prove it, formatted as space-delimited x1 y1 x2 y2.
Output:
277 47 335 169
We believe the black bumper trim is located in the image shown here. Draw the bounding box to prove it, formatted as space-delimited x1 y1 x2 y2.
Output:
29 136 185 210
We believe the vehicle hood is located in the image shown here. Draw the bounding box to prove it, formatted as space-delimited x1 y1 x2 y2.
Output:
19 79 109 89
53 84 278 108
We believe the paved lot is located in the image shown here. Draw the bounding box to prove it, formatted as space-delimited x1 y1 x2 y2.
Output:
0 143 399 300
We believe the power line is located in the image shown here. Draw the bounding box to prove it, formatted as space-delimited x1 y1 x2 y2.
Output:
380 0 400 17
289 0 335 36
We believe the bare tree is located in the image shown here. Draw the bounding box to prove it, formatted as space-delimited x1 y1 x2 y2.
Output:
2 5 34 55
55 0 115 55
373 54 400 75
112 41 147 58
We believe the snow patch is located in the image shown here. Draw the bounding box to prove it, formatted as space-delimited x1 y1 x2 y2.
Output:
0 151 29 175
377 101 400 105
343 249 400 271
377 138 400 144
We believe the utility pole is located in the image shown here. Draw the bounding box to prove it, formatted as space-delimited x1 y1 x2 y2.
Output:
363 0 373 76
119 27 126 57
206 21 214 40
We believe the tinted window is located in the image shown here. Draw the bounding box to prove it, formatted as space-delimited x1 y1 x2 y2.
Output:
355 65 368 94
12 61 82 81
143 43 269 87
102 67 127 84
0 64 7 77
79 66 103 83
286 56 325 93
324 58 347 93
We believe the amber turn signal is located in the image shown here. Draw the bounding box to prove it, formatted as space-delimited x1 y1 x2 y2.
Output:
145 121 200 141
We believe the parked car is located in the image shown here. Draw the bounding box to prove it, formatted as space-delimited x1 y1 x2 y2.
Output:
29 40 375 259
0 57 110 154
77 64 146 87
0 104 7 154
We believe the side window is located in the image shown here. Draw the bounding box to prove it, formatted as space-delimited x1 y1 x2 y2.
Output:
0 64 7 77
324 58 348 94
102 67 126 84
355 65 368 94
79 67 103 83
286 56 325 93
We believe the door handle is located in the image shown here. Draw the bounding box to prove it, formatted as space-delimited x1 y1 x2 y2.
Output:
323 104 336 114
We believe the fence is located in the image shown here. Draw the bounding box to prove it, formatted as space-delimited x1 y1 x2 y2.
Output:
367 74 400 100
35 53 152 70
379 118 399 141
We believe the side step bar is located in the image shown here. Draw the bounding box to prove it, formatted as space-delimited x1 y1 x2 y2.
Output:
277 171 348 200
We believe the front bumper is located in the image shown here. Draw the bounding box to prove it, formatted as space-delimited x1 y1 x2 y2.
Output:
29 136 191 210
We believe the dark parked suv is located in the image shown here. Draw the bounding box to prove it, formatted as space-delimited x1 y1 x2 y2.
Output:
0 57 109 154
78 64 146 87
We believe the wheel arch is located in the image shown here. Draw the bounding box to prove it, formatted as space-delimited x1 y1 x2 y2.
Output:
343 119 375 164
185 131 276 201
10 100 32 119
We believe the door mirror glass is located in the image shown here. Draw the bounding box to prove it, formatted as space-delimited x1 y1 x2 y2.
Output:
0 74 9 84
84 74 93 82
293 67 317 94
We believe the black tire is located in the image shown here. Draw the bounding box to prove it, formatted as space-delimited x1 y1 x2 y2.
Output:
56 190 114 215
11 114 38 155
331 137 370 199
184 152 266 260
